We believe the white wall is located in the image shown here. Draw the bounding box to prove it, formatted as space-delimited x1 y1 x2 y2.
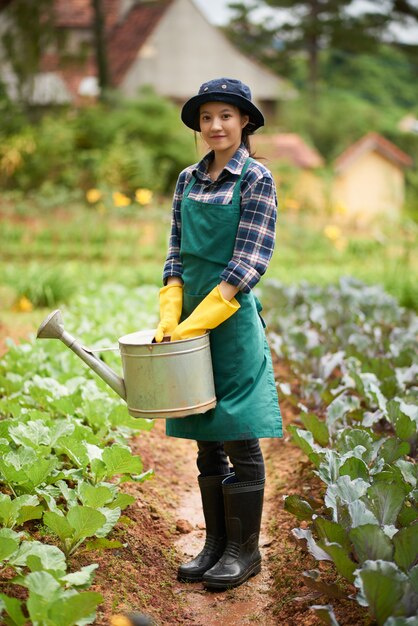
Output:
121 0 293 104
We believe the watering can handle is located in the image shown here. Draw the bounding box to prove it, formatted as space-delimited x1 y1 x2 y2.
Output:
81 345 119 353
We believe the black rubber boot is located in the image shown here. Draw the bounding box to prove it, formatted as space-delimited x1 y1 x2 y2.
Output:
202 476 265 590
177 473 230 582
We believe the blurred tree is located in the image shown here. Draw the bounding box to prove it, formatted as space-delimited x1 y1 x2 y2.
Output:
226 1 389 97
0 0 60 105
1 0 110 105
390 0 418 68
91 0 109 98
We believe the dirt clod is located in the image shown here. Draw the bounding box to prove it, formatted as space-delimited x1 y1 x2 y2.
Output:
176 519 194 534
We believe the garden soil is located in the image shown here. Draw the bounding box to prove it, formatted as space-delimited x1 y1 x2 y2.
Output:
81 360 369 626
0 327 370 626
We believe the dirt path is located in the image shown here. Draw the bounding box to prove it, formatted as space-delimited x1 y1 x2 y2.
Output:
172 436 277 626
0 325 368 625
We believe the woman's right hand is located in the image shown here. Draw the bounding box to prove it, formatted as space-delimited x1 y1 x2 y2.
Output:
154 282 183 342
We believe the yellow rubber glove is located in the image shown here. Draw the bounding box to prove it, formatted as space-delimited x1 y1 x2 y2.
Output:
110 617 132 626
171 285 240 341
110 615 154 626
154 284 183 343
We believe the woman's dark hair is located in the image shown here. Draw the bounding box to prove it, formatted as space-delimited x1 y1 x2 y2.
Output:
241 123 256 157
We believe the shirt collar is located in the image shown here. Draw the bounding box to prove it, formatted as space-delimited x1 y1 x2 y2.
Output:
193 144 249 182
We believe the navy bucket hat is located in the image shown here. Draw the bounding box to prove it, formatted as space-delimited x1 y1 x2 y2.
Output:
181 78 265 132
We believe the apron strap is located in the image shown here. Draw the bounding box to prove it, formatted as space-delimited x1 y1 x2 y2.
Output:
184 156 253 203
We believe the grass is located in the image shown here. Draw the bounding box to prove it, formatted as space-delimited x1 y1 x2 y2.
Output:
1 201 417 314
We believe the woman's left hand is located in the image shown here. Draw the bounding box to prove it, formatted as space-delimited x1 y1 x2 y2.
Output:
171 284 240 341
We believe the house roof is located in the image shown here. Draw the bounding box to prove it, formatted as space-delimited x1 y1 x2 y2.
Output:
335 132 413 172
40 0 173 97
53 0 119 30
108 0 173 85
253 133 324 169
32 0 291 103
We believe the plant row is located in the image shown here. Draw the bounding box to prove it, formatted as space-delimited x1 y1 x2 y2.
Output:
263 277 418 626
0 284 159 625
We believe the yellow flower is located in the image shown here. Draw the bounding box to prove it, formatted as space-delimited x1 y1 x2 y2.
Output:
16 296 33 312
324 225 342 241
333 237 348 251
335 203 347 215
112 191 131 207
86 188 102 203
135 188 153 205
284 197 300 211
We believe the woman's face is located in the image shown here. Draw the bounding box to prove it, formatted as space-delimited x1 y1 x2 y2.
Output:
199 102 249 154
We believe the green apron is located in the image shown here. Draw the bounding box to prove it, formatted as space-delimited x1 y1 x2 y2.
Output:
165 157 282 441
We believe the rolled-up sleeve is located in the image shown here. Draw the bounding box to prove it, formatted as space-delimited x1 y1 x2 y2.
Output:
162 171 187 284
220 171 277 293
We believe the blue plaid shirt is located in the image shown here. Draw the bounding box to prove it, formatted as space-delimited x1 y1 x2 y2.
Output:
163 144 278 293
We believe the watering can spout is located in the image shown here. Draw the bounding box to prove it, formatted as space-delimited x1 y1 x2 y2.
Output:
36 310 126 401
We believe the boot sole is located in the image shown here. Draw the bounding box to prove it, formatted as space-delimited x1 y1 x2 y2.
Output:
177 572 204 583
202 560 261 590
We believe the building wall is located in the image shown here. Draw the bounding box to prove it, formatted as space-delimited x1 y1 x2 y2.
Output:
120 0 288 104
332 151 404 222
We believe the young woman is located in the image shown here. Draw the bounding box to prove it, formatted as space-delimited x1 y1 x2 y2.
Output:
155 78 282 590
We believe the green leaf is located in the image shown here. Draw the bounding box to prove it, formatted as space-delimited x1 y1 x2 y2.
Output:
395 414 417 442
78 483 113 508
326 392 360 428
108 493 135 511
284 495 315 520
57 437 89 469
21 458 57 489
314 518 350 551
301 413 329 447
67 505 106 542
90 458 107 482
310 604 341 626
15 505 44 526
384 617 418 626
10 540 66 573
0 494 13 526
48 591 103 626
109 405 154 431
287 425 324 467
380 439 411 464
339 457 370 481
0 537 19 561
336 429 375 462
393 525 418 572
304 571 346 599
61 564 98 588
318 540 357 582
102 445 143 477
398 502 418 527
292 527 333 561
95 506 121 537
349 524 394 564
348 500 379 528
24 571 61 598
83 537 123 551
367 483 405 526
395 461 417 488
0 593 26 626
325 476 370 518
44 511 73 542
354 560 408 625
8 420 51 448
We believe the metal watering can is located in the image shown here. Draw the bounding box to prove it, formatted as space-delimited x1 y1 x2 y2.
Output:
36 310 217 419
